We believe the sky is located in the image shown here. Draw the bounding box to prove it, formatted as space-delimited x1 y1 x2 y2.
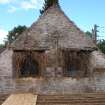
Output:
0 0 105 44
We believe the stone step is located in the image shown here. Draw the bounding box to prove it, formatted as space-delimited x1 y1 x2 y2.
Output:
1 93 105 105
37 99 105 102
38 96 105 99
39 93 105 97
36 93 105 105
37 100 105 103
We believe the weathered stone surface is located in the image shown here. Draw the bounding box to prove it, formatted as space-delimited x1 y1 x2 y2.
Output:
0 49 105 95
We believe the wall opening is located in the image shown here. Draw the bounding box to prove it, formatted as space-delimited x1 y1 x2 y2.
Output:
64 51 78 77
20 54 39 77
13 51 41 78
67 65 78 77
63 50 89 78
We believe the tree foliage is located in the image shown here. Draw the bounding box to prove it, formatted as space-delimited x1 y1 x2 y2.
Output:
85 31 92 38
85 31 105 54
6 25 27 44
0 44 5 49
98 40 105 54
40 0 59 14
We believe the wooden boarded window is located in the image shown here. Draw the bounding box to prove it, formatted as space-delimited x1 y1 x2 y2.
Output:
63 50 90 78
13 51 40 78
20 54 39 77
65 52 78 77
64 51 79 77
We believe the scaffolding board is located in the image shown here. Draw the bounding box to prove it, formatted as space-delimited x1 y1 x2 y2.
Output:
2 93 37 105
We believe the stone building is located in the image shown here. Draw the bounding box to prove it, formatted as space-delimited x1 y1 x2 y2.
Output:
0 0 105 95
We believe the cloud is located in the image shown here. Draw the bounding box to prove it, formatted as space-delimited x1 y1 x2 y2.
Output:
8 6 17 13
20 1 37 10
0 0 44 13
0 0 12 4
0 28 8 44
20 0 44 10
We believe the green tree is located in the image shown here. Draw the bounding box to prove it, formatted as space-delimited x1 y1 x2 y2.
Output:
85 31 105 54
6 25 27 44
0 44 5 49
40 0 59 14
98 40 105 54
85 31 92 38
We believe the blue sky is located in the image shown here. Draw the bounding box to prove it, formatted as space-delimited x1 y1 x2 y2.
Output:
0 0 105 44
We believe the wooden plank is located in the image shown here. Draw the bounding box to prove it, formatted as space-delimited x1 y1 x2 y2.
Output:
2 93 37 105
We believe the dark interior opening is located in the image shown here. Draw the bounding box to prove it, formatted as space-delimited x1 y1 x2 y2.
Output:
64 51 89 78
67 65 78 77
66 56 78 77
64 51 79 77
20 53 39 78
